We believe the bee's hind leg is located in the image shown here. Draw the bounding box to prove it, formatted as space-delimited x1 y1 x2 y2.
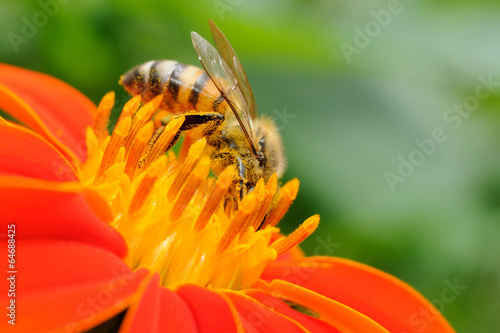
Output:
140 112 225 171
159 112 225 150
162 112 224 134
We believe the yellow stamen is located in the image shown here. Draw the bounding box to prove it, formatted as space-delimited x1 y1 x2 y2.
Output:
194 166 233 232
139 126 162 166
84 94 322 291
262 178 299 228
117 95 142 124
124 94 163 153
271 215 320 256
128 161 163 214
95 116 131 181
178 135 195 162
170 156 211 221
93 92 115 140
124 122 154 179
115 146 126 164
217 187 263 254
250 173 278 230
141 116 184 171
244 179 266 230
167 138 206 199
153 110 169 130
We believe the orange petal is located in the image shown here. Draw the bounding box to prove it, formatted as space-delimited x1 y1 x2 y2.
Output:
256 279 388 333
243 290 340 333
0 240 147 333
0 63 96 163
221 290 309 333
175 284 239 333
261 256 456 333
0 176 124 258
120 274 198 333
0 118 78 181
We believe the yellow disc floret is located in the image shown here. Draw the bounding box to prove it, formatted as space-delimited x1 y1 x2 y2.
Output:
80 93 319 290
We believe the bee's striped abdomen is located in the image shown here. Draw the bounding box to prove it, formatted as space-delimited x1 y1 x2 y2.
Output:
120 60 228 114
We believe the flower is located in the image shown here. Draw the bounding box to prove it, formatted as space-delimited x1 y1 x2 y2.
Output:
0 63 456 333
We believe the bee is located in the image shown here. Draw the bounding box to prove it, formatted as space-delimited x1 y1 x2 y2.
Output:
120 20 286 199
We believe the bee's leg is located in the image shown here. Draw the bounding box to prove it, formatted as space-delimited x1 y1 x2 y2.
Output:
235 155 246 200
183 113 224 136
211 151 246 205
159 112 224 151
165 131 181 152
140 112 225 170
257 214 268 231
162 113 224 133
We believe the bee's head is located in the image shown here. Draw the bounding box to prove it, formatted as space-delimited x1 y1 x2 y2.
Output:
253 117 287 181
255 147 267 168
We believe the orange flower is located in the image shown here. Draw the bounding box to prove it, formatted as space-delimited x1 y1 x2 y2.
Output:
0 64 455 333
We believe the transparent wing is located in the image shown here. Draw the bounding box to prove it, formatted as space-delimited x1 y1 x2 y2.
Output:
191 31 259 155
209 19 257 117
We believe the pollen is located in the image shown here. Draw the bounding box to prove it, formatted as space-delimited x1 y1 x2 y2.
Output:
119 95 142 124
124 94 163 152
124 121 153 179
93 91 115 141
262 178 300 228
128 160 162 214
170 155 211 221
141 116 184 170
95 115 131 181
271 215 320 256
194 166 233 232
167 138 206 198
83 94 320 290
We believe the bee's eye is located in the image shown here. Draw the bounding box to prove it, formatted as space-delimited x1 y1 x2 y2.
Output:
259 138 265 150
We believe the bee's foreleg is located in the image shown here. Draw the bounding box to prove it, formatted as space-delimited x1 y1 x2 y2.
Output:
235 155 246 200
212 151 247 201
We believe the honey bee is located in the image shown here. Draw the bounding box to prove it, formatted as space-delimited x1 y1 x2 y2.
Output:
120 20 286 199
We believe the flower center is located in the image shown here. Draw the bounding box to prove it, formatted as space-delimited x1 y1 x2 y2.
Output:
81 93 319 290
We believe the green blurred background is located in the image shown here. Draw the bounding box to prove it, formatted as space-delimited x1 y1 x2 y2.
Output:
2 0 499 331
